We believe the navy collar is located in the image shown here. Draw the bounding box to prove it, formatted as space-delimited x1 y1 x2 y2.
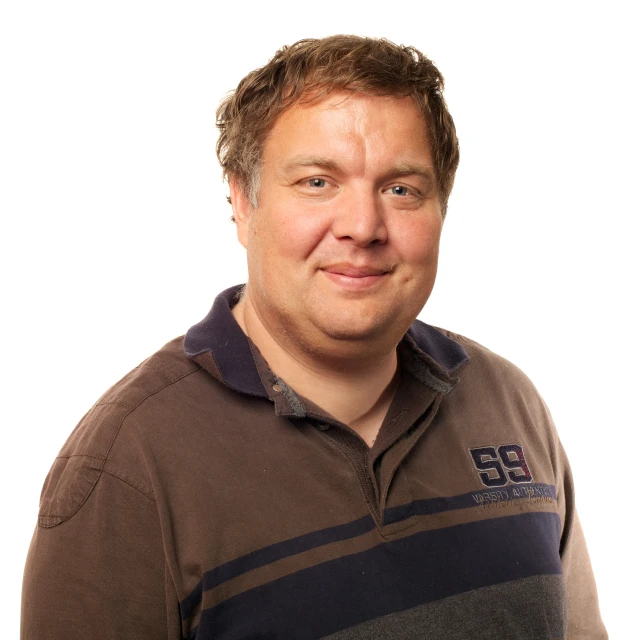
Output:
184 285 469 399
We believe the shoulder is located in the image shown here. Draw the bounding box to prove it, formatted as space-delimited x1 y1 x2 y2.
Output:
423 324 556 431
37 336 202 527
430 324 542 397
429 325 558 441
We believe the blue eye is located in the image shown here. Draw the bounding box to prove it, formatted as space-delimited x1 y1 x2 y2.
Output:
391 185 410 196
308 178 326 188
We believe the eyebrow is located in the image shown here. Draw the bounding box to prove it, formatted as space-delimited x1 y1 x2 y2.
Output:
385 162 437 186
281 156 346 174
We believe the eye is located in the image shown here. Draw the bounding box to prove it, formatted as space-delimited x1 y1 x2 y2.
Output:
389 185 411 196
382 183 425 209
294 176 337 198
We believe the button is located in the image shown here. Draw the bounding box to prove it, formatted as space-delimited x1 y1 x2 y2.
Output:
317 423 331 431
272 384 283 393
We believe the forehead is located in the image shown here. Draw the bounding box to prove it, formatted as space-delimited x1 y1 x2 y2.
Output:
263 91 434 170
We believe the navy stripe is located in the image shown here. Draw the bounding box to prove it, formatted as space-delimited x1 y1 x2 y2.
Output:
384 482 556 525
193 511 562 640
180 483 556 620
180 578 204 625
180 514 376 620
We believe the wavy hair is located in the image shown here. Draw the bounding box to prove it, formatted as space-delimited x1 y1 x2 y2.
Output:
216 35 459 216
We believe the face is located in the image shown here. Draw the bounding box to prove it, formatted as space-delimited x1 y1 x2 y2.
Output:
232 91 444 361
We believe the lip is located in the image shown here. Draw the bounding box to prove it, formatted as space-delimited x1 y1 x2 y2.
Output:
321 263 389 277
320 263 391 291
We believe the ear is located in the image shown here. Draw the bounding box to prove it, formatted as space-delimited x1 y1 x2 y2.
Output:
229 177 254 249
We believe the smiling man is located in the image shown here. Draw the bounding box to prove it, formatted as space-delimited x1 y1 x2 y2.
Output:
230 91 444 447
22 36 607 639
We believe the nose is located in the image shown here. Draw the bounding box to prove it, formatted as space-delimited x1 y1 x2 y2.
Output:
331 189 388 247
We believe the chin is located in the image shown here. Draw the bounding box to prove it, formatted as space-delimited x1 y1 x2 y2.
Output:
316 314 407 347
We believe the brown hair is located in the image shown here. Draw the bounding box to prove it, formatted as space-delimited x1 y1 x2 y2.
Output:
216 35 459 216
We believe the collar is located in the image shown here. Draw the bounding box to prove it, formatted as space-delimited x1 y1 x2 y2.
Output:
184 285 469 412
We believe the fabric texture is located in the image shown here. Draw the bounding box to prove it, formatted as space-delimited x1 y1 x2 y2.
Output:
21 285 607 639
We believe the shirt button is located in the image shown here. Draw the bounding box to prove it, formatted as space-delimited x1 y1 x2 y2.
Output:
272 384 283 393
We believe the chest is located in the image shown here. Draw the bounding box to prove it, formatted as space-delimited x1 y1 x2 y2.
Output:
156 396 566 640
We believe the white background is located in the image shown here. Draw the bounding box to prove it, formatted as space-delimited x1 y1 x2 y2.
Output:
2 1 638 637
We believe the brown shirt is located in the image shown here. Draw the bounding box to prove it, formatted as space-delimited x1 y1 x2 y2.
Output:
21 285 607 639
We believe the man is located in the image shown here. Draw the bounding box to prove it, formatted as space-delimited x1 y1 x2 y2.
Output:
22 35 606 639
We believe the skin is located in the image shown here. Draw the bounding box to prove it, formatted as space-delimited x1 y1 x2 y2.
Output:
231 91 443 446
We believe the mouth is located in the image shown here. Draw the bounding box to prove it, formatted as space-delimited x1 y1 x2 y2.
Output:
321 263 390 277
319 263 391 290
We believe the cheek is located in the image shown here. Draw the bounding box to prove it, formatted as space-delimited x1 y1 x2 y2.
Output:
392 217 442 266
257 205 331 263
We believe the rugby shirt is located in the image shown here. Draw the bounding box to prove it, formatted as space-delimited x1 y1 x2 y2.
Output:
21 285 607 639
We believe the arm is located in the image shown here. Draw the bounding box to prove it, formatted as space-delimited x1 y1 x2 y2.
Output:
21 463 182 639
558 446 608 639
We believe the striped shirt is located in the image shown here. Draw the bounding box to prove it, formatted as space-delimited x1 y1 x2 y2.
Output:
22 285 607 639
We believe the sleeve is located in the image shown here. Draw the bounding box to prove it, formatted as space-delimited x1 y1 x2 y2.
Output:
21 463 182 639
557 441 608 639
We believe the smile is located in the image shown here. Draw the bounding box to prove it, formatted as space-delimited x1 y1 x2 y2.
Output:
320 264 390 291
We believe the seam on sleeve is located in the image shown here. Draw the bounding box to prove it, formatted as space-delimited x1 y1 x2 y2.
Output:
101 467 156 502
96 401 137 410
141 360 178 384
39 367 199 527
55 453 108 461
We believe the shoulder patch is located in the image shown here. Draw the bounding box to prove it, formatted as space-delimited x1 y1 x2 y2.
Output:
38 456 102 527
38 337 199 527
38 402 132 527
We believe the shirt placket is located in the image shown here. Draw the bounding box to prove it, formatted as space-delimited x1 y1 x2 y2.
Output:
307 371 443 533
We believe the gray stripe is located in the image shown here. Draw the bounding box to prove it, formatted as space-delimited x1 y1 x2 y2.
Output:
322 574 566 640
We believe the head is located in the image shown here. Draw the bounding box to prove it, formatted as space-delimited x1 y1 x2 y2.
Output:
217 35 459 217
219 36 459 365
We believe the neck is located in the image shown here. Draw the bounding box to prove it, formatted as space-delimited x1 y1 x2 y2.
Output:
232 291 399 444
